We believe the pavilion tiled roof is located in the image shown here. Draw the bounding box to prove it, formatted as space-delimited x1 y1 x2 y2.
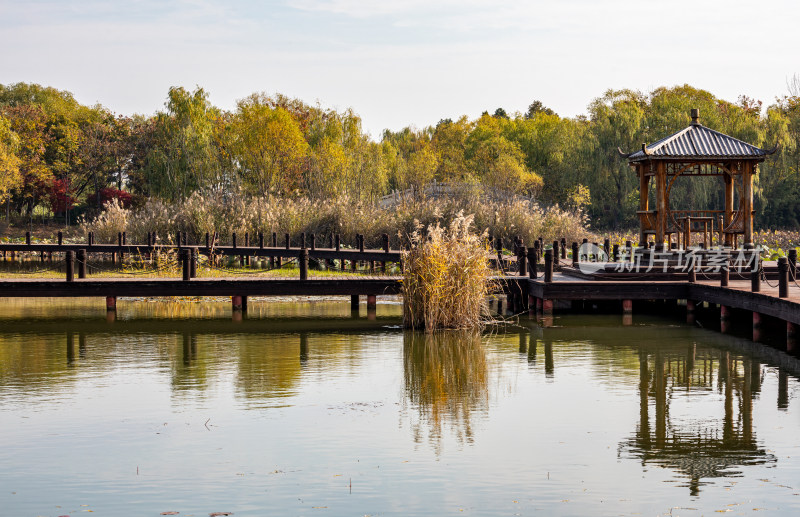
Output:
625 122 772 162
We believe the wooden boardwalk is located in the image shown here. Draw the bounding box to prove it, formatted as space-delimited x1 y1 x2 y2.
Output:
0 276 404 297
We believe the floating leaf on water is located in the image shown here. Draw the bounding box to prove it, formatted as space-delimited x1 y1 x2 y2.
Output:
210 513 233 516
161 513 180 515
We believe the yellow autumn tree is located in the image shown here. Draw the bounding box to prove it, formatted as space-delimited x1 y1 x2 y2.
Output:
0 115 22 202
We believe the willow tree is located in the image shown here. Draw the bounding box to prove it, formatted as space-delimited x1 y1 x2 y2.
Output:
143 87 227 200
585 89 647 227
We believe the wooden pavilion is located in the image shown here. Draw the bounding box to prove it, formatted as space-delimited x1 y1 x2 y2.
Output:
620 109 777 249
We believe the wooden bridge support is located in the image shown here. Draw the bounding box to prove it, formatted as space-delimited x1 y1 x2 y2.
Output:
752 311 762 342
232 295 247 312
686 299 696 324
351 295 359 312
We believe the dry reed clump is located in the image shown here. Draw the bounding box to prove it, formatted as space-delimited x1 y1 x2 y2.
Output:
401 213 496 332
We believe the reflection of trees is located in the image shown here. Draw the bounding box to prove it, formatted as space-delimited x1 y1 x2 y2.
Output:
234 333 304 405
621 348 776 496
403 331 488 450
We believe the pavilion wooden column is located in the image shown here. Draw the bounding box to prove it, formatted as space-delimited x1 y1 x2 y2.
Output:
723 169 734 247
743 162 754 246
655 161 667 249
639 165 650 245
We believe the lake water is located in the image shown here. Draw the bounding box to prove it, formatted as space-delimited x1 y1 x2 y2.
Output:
1 298 799 516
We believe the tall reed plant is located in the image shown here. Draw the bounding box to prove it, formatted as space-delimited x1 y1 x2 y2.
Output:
401 213 496 331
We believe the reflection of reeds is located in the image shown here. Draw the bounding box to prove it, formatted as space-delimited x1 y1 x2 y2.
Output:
402 213 496 331
403 330 489 446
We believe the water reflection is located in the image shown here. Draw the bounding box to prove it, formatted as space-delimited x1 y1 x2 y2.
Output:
2 304 800 504
620 346 777 496
403 331 488 450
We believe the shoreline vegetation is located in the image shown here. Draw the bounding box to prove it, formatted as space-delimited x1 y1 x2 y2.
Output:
2 81 800 238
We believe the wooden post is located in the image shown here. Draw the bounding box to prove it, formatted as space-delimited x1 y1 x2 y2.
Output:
25 231 31 245
655 161 666 250
612 244 619 262
552 241 559 262
571 242 578 267
720 259 729 287
719 305 730 334
751 256 761 293
544 249 553 283
259 232 264 249
272 232 278 247
528 246 537 279
744 162 754 246
382 233 390 273
753 312 762 343
300 232 306 249
232 232 237 249
58 231 63 245
603 238 610 257
622 299 633 314
106 296 117 311
182 249 190 281
350 295 359 311
77 249 86 279
518 246 527 276
560 238 567 259
639 164 649 245
779 257 789 298
190 248 197 278
789 249 797 280
724 171 734 247
367 294 377 310
299 248 309 280
65 250 74 282
285 233 290 250
359 234 365 253
232 295 243 311
205 232 210 248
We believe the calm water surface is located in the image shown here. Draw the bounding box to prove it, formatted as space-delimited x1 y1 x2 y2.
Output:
1 298 799 516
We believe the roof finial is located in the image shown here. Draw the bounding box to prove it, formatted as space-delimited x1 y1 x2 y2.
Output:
690 108 700 125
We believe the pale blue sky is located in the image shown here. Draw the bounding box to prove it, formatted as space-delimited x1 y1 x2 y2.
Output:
1 0 797 138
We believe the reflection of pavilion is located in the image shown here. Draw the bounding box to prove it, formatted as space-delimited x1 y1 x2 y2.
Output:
620 347 776 496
